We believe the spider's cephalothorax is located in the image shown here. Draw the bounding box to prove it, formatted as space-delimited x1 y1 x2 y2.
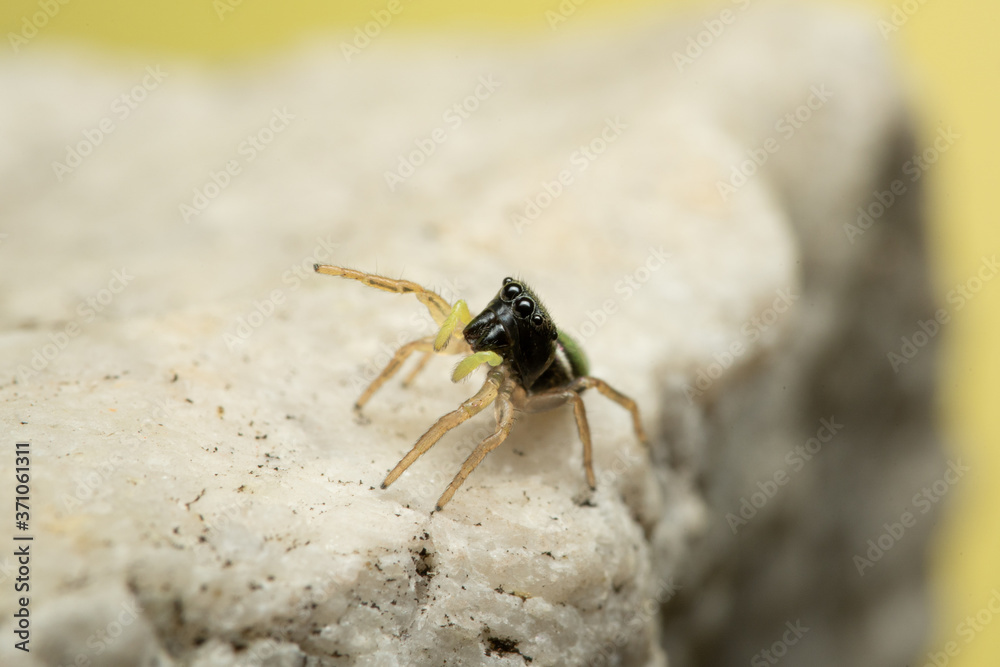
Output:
315 265 648 511
463 278 558 389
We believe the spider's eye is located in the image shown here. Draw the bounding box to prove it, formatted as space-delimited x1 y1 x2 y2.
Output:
514 296 534 317
531 314 544 327
502 277 515 285
502 283 522 301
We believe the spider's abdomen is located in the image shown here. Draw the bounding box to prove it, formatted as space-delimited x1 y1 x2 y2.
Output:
463 278 559 389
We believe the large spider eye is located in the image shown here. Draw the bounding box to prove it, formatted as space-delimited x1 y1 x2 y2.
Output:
531 314 544 327
502 282 522 301
513 296 534 317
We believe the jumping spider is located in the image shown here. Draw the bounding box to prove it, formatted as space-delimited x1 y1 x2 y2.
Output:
314 265 648 510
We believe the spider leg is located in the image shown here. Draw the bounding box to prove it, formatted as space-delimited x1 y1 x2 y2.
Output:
518 388 596 489
400 351 433 388
317 264 473 406
314 264 453 325
355 336 435 412
435 386 517 510
569 377 648 446
381 367 505 490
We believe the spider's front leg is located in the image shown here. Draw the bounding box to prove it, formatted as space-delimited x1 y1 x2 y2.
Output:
314 264 473 407
314 264 453 323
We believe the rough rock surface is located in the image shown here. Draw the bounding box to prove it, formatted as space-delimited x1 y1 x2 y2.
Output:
0 5 940 667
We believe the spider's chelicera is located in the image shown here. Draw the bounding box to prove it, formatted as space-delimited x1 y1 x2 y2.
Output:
315 265 648 510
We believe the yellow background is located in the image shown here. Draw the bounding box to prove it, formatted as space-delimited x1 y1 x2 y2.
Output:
2 0 996 664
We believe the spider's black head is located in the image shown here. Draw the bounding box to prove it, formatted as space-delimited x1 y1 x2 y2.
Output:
463 277 559 388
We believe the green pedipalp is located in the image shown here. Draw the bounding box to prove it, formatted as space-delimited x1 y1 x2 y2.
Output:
434 299 472 351
452 350 503 382
557 330 589 378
